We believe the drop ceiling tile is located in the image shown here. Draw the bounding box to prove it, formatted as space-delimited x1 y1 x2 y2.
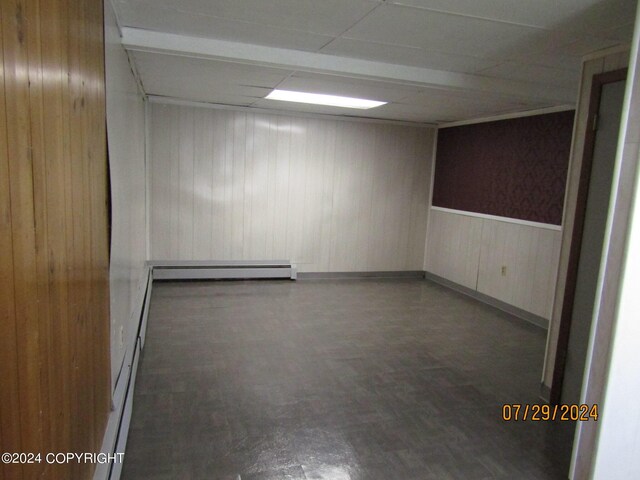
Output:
115 3 334 51
343 3 544 59
599 21 636 42
371 101 487 123
552 0 637 37
119 0 598 123
554 36 624 57
365 109 443 123
395 86 554 121
477 62 581 89
399 90 523 112
390 0 635 34
117 0 380 37
153 91 259 107
509 51 583 72
320 37 497 73
487 28 626 60
132 52 294 106
132 52 293 88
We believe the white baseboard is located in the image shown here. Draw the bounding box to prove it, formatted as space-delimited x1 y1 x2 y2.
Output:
148 260 297 280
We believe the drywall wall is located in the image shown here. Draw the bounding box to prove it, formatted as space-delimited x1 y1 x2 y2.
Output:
105 2 147 390
148 102 435 272
425 208 561 320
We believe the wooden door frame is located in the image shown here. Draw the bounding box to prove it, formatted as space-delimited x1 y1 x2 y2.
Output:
550 68 628 405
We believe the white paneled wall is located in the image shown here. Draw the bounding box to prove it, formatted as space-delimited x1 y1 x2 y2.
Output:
477 218 562 319
105 2 147 386
149 103 435 271
424 209 483 289
425 209 562 319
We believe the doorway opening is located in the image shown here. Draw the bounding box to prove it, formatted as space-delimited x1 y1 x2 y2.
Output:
551 68 628 406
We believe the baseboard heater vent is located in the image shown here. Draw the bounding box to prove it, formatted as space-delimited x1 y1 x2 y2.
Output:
148 260 297 280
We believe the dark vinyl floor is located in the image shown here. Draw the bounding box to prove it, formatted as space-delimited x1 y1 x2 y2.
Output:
122 279 570 480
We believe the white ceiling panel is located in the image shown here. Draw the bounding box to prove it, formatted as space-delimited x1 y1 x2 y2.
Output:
553 36 624 57
114 3 334 51
390 0 634 33
132 51 293 102
369 96 546 123
342 4 545 58
320 37 498 73
114 0 380 49
477 62 582 89
509 51 583 72
117 0 635 123
599 21 637 42
400 90 528 112
152 92 259 107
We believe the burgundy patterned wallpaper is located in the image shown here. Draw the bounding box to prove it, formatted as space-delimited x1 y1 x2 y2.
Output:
432 110 574 225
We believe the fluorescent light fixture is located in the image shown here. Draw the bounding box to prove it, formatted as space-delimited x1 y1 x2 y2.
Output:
265 89 386 109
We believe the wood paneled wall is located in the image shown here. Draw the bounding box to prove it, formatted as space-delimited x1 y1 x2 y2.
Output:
0 0 110 478
425 209 562 320
148 103 435 272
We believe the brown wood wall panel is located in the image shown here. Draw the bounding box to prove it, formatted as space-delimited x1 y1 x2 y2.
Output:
0 14 24 480
0 0 110 478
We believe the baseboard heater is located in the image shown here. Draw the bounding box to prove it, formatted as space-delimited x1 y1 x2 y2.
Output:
148 260 297 280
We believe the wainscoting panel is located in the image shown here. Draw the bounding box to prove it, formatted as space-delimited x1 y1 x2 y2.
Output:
425 209 561 320
477 219 562 319
424 209 483 289
148 102 435 272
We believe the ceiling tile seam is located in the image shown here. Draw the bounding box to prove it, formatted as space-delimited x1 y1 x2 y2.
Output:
362 3 626 57
126 49 147 96
332 35 507 71
334 31 619 69
316 1 387 52
332 36 424 53
387 2 555 32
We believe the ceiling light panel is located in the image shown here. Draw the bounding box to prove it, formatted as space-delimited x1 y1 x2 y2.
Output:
265 89 387 109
